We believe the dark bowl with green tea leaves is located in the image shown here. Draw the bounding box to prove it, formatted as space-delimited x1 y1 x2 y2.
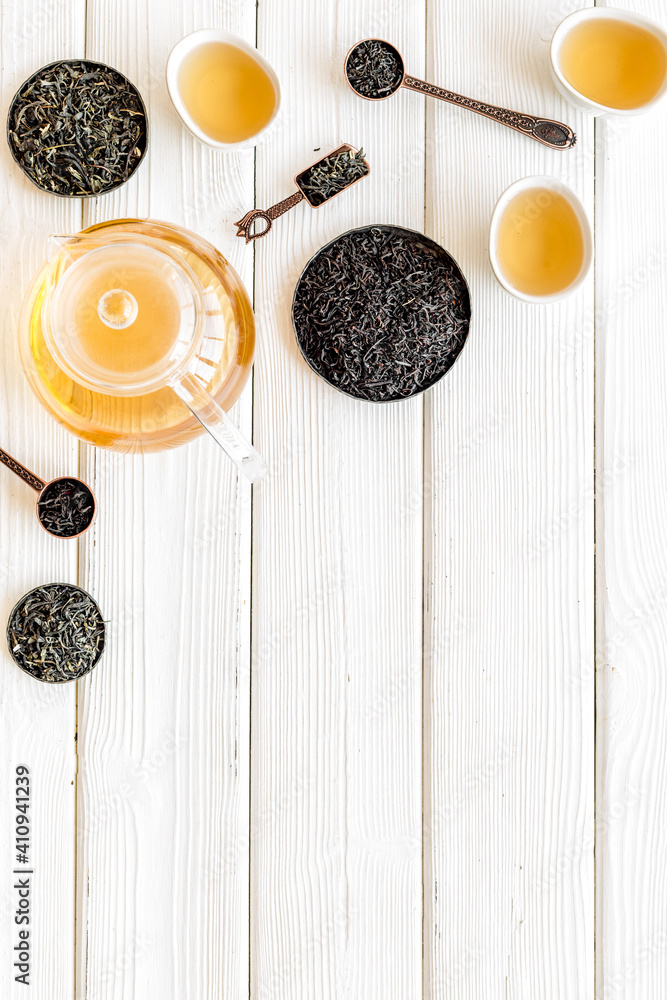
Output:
7 59 148 198
292 224 471 402
6 583 106 683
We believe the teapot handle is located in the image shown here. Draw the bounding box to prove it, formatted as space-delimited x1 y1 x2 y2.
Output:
171 373 268 483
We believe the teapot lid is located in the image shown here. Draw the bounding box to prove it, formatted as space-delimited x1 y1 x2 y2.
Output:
46 239 201 396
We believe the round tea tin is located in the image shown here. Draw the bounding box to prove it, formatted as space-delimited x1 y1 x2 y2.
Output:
7 59 148 197
6 583 106 683
292 224 471 402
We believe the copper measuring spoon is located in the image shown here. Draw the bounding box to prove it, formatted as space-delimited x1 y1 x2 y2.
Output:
345 38 576 149
0 447 96 538
235 143 370 242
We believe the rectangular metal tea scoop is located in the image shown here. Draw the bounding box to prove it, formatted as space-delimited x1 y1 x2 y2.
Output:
235 143 369 242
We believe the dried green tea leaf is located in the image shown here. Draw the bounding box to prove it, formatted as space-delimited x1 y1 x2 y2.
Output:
7 584 105 683
298 148 369 207
7 60 147 197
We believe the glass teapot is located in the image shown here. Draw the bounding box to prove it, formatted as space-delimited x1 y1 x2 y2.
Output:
19 219 266 480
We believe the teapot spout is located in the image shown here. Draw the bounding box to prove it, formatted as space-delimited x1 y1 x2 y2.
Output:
47 233 82 263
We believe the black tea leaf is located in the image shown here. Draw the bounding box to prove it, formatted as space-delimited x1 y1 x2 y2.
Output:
37 478 95 538
292 225 471 402
345 40 404 99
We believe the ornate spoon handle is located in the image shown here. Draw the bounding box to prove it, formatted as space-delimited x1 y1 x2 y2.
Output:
235 191 305 242
0 447 45 493
402 75 576 149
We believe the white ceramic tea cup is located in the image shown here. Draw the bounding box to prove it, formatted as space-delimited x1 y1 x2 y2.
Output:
488 175 592 304
550 7 667 116
166 28 281 151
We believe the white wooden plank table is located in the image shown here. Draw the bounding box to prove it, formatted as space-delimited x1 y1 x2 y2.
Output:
0 0 662 997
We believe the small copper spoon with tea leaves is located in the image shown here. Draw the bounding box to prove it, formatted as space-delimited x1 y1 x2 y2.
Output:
0 447 96 539
345 38 576 149
235 143 370 242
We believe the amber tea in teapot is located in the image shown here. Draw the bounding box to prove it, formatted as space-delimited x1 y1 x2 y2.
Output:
70 258 185 376
20 219 258 462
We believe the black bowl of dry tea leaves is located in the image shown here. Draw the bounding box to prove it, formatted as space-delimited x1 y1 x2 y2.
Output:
7 59 147 197
292 225 471 402
7 583 106 683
